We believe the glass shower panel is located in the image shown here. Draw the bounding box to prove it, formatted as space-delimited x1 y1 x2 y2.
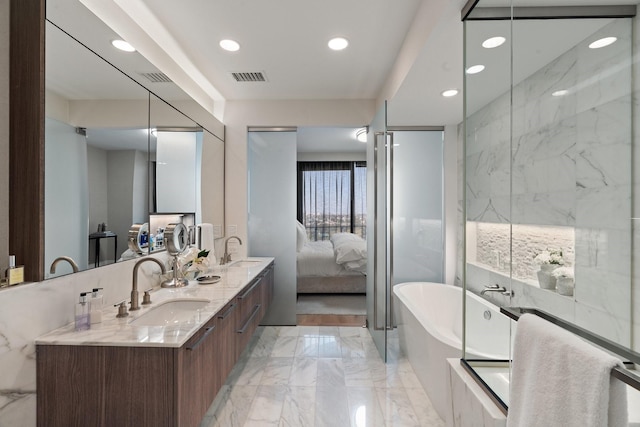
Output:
391 131 444 285
464 16 513 361
463 1 635 411
510 16 633 349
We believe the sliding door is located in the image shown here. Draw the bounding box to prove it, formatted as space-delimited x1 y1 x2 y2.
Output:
248 129 297 325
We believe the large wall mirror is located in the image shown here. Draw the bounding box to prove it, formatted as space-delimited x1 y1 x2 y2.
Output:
42 0 224 278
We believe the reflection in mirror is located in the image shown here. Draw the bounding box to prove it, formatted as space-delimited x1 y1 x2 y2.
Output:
43 1 225 279
160 223 189 288
45 21 151 278
149 95 225 256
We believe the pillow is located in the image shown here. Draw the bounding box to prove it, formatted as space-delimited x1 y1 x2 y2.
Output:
343 259 367 273
330 232 364 247
296 221 307 252
331 233 367 264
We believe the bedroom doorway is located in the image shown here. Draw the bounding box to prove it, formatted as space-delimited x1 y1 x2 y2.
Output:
295 127 368 326
368 101 445 361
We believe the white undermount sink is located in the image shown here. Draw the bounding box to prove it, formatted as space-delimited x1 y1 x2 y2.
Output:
130 298 210 327
228 260 262 268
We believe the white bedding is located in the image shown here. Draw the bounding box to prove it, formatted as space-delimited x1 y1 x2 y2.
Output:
297 241 354 276
296 233 367 277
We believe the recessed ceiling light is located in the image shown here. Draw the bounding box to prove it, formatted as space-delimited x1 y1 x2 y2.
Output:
220 39 240 52
482 36 506 49
552 89 569 97
441 89 459 97
589 37 617 49
328 37 349 51
111 39 135 52
466 65 485 74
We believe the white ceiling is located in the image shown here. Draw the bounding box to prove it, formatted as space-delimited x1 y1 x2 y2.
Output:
47 0 639 152
73 0 467 126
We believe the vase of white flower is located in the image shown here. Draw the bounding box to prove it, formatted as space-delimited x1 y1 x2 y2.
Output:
552 266 574 296
177 247 211 281
533 249 564 290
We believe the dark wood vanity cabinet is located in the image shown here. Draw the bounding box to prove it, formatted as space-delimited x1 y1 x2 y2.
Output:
37 262 274 427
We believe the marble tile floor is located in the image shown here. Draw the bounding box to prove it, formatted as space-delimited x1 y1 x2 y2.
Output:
200 326 445 427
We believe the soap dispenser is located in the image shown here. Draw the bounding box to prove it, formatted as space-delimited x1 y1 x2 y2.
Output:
75 292 90 331
89 288 104 324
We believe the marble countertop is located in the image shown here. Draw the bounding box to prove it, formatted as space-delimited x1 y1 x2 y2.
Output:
35 257 274 348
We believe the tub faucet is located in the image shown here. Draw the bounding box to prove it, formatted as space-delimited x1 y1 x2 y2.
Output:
220 236 243 265
131 258 166 311
49 256 79 274
481 284 506 295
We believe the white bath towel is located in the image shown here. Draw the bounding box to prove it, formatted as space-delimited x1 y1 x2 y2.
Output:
196 223 216 260
507 314 628 427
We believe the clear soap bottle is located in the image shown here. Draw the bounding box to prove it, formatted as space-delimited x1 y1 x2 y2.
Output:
89 288 104 324
75 292 90 331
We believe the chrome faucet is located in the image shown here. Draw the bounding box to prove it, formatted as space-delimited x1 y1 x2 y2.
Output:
481 284 506 295
220 236 243 265
49 256 79 274
131 258 166 311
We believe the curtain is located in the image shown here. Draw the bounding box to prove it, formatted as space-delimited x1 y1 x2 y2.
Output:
297 161 366 240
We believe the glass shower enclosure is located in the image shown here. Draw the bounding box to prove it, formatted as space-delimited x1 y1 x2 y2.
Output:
462 0 637 413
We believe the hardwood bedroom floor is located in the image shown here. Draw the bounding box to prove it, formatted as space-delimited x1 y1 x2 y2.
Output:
296 294 366 327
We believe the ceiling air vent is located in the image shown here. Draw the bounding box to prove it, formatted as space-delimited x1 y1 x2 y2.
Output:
139 72 173 83
231 71 267 82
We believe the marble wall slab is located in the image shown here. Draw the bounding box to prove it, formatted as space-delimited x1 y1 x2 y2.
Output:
0 254 168 427
445 359 506 427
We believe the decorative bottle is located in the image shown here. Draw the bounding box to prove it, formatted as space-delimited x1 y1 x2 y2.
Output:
89 288 104 324
75 292 90 331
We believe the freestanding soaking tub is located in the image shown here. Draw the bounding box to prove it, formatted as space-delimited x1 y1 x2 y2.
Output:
393 282 513 421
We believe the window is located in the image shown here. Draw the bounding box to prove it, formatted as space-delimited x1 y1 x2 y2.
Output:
297 161 366 240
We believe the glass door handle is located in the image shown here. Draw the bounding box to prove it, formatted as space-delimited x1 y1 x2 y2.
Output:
373 131 385 331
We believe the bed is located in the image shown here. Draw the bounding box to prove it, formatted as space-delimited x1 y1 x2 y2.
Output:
296 223 367 294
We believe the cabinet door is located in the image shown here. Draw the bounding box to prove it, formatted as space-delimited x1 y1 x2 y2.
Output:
236 278 263 357
216 299 239 382
37 345 106 427
177 316 219 427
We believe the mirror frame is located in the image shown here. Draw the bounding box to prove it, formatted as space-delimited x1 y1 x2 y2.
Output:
10 0 46 282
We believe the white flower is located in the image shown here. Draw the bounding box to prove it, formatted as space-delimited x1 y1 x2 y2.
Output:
533 248 564 265
552 266 574 279
178 247 211 274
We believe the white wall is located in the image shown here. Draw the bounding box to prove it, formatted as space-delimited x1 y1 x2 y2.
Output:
107 151 137 261
87 145 108 237
44 118 89 276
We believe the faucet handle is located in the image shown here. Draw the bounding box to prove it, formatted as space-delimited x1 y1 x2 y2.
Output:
114 300 129 318
142 288 153 305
